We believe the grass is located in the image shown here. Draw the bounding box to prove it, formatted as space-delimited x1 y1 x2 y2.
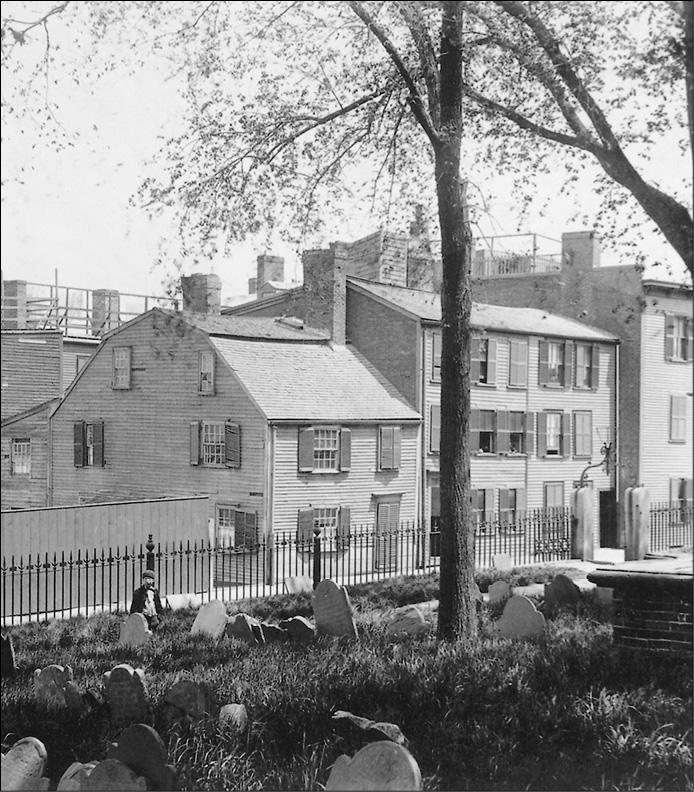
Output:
2 568 692 791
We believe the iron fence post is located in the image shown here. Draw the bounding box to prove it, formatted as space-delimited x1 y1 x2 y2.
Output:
313 528 322 589
146 534 155 572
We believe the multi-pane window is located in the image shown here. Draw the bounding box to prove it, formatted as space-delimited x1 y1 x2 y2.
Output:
497 411 534 455
190 420 241 467
499 488 526 530
473 410 496 454
378 426 401 470
537 412 570 457
432 332 441 381
471 337 497 385
544 481 565 509
73 422 104 467
546 412 562 456
429 404 441 454
314 429 339 470
508 339 528 387
665 315 693 362
470 488 494 529
575 344 599 389
573 411 592 457
11 438 31 475
112 347 132 389
202 422 225 465
199 351 215 394
217 506 258 550
509 412 527 454
670 395 687 443
539 340 570 387
298 427 350 473
297 506 350 548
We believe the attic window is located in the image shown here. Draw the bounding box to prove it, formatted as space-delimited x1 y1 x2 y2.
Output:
275 316 304 330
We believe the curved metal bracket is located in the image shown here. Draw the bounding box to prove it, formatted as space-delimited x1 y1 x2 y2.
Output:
579 442 613 488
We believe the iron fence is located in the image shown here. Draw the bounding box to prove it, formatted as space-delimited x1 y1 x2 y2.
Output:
1 510 572 625
649 501 693 553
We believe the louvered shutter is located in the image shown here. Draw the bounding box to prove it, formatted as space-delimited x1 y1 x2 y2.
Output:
563 342 573 388
430 405 441 453
525 412 535 456
664 314 675 359
470 409 481 453
93 422 104 467
484 488 495 526
537 412 548 457
590 345 600 389
73 422 85 467
297 509 315 543
235 510 257 549
340 428 351 471
538 341 549 385
516 488 527 523
497 411 510 454
298 428 314 472
499 488 510 526
432 332 442 380
392 426 401 469
487 339 497 385
561 412 571 456
225 422 241 468
379 426 393 470
471 337 481 383
189 422 200 465
338 507 351 550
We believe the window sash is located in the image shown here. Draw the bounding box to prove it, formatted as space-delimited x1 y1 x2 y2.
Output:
11 438 31 475
547 342 563 384
431 332 441 381
430 404 441 453
575 344 591 388
314 428 339 470
508 340 528 387
199 351 215 394
670 395 687 442
573 412 592 457
546 412 562 454
544 482 565 509
201 422 225 465
112 347 131 389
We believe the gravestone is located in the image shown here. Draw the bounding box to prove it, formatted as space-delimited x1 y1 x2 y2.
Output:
332 710 407 745
487 580 512 605
385 606 428 640
278 616 316 642
312 579 357 638
80 759 147 791
226 613 264 645
107 724 175 791
541 574 581 619
119 613 151 647
284 575 313 594
166 593 202 611
494 595 546 639
1 632 18 677
162 679 220 729
492 554 513 571
33 664 74 708
0 737 50 791
103 664 148 724
260 623 289 643
56 762 97 790
219 703 248 732
64 680 92 714
326 741 422 791
190 600 228 640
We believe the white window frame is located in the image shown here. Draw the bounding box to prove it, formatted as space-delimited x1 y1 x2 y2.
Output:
544 481 565 509
508 339 528 388
313 428 340 471
11 438 31 475
547 341 563 385
112 347 132 389
669 395 687 443
509 411 526 455
199 350 215 395
202 422 225 466
546 412 562 456
574 344 592 389
573 411 592 457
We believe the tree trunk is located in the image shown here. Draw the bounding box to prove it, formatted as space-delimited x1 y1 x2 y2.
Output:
435 1 477 644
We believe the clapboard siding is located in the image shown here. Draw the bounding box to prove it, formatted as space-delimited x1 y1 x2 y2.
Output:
1 332 62 421
0 406 52 509
62 339 98 391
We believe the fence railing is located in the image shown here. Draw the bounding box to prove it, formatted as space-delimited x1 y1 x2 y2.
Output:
649 501 693 553
1 511 572 625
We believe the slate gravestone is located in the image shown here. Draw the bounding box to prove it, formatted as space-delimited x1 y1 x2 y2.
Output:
103 664 148 724
312 579 357 638
261 623 289 643
541 574 581 619
487 580 512 605
278 616 316 642
1 632 18 677
226 613 264 645
284 575 313 594
33 664 74 708
80 759 147 791
190 600 228 640
162 679 220 729
56 762 97 790
492 554 513 571
385 606 428 640
119 613 151 647
326 741 423 791
107 724 175 792
219 703 248 732
494 595 546 639
0 737 50 791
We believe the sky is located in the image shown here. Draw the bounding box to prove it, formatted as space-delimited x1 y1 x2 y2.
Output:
1 2 690 308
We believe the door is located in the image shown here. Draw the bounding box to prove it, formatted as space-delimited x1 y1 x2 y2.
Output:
599 490 618 548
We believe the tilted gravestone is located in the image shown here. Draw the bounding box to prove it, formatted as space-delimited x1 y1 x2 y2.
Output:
226 613 265 645
119 613 151 647
1 632 18 677
284 575 313 594
312 579 357 638
487 580 512 605
219 703 248 732
106 723 175 792
0 737 51 791
541 574 581 619
326 740 423 791
278 616 316 642
80 759 147 791
332 710 407 745
260 623 289 643
494 595 546 639
33 664 74 708
56 762 97 790
102 664 148 724
385 606 429 640
190 600 228 640
162 679 220 729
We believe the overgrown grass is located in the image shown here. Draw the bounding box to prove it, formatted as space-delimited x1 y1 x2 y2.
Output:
2 570 691 791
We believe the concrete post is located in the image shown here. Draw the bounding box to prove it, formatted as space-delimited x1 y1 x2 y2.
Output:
571 487 594 561
624 486 650 560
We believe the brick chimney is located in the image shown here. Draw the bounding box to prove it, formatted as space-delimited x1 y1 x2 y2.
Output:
561 230 601 270
1 280 28 329
180 273 222 314
302 244 347 344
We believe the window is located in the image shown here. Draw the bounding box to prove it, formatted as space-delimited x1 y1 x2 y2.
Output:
111 347 132 389
544 482 565 509
471 409 496 454
499 488 526 530
429 483 441 556
539 340 571 387
669 395 687 443
471 337 497 385
573 411 593 457
217 506 258 550
470 488 495 530
575 344 599 389
508 339 528 387
11 438 31 475
537 411 569 457
378 426 401 470
375 499 400 569
190 420 241 467
298 427 350 473
432 331 441 381
498 411 533 455
297 506 350 548
75 354 91 375
665 314 692 362
429 404 441 454
73 422 104 467
199 351 215 394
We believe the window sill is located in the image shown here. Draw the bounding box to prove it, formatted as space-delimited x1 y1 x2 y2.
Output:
473 382 496 388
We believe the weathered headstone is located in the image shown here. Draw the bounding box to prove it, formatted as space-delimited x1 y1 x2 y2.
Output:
162 679 220 729
119 613 151 647
190 600 228 640
278 616 316 642
56 762 97 790
219 703 248 732
385 606 428 640
33 664 74 708
284 575 313 594
107 724 175 791
260 623 289 643
494 595 546 639
226 613 264 645
492 554 513 571
487 580 512 605
103 664 148 724
80 759 147 791
1 632 18 677
312 579 357 638
0 737 50 791
541 574 581 619
332 711 407 745
326 741 422 791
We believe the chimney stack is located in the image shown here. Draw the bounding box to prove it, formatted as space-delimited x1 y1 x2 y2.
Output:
180 273 222 314
561 230 601 271
302 244 347 344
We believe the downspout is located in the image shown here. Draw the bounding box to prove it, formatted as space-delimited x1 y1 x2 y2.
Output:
47 405 54 506
418 324 426 555
265 423 276 586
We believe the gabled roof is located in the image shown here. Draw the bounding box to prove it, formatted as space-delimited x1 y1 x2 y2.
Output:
174 310 329 341
348 278 618 341
209 337 420 422
1 397 61 428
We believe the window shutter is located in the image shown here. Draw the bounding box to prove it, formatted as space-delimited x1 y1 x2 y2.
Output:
487 339 497 385
561 412 571 456
297 509 315 543
432 332 442 379
497 411 510 454
484 488 495 525
93 422 105 467
563 342 573 388
430 405 441 453
517 488 527 522
298 428 314 472
664 314 675 359
590 345 600 389
225 422 241 468
338 507 351 549
537 412 547 457
686 318 693 361
392 426 401 469
538 341 549 385
189 422 201 465
73 422 85 467
470 337 481 383
340 428 351 471
235 510 257 548
525 412 535 456
470 409 481 453
379 426 393 470
499 488 510 525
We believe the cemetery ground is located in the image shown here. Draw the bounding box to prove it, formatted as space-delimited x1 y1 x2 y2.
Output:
1 566 692 791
